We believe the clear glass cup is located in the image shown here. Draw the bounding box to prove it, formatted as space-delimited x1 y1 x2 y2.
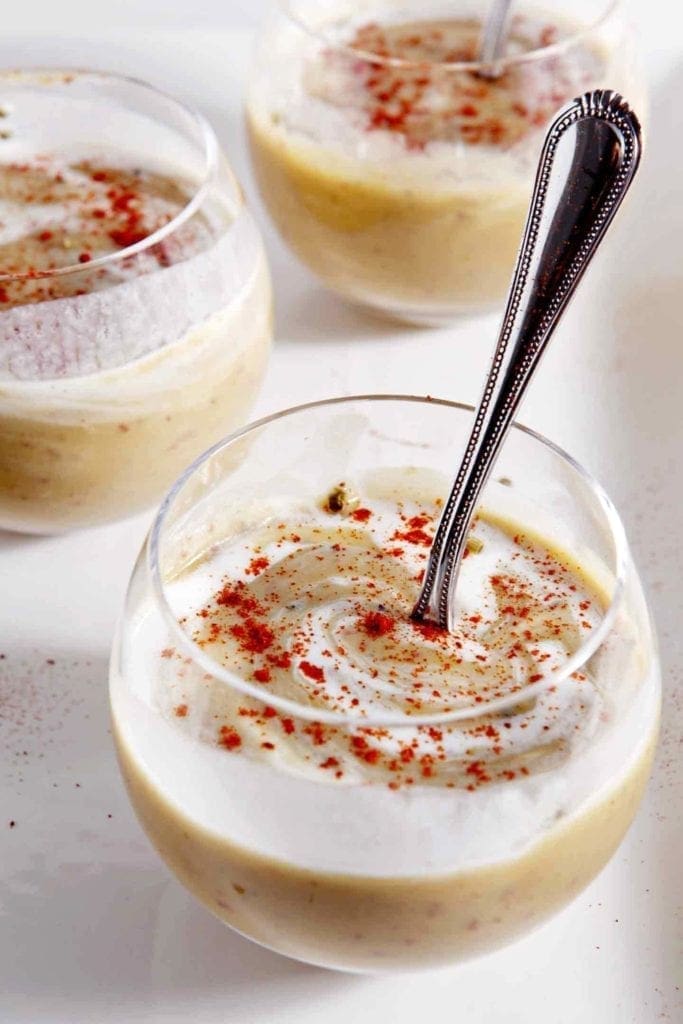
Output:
246 0 643 324
0 69 272 534
110 396 659 973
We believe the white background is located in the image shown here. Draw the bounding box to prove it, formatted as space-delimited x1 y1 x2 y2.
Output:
0 2 681 1023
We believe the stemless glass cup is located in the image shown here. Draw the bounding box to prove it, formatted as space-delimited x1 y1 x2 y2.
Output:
246 0 643 324
0 70 272 534
110 396 659 973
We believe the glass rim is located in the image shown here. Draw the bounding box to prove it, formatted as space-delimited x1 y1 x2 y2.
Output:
0 67 220 283
148 394 629 728
279 0 621 72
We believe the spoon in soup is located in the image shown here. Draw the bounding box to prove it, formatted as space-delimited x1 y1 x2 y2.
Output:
477 0 514 77
412 90 642 631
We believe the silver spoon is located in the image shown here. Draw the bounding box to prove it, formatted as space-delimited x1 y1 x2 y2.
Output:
478 0 514 76
412 89 642 632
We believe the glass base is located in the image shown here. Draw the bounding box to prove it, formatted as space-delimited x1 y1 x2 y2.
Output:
342 291 503 328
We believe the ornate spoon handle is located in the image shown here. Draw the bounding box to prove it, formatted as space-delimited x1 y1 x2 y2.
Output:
413 90 642 631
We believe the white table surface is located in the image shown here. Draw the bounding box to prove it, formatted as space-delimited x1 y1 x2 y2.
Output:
1 13 681 1024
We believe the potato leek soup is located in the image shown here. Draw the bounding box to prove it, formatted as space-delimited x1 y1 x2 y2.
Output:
247 1 639 321
112 456 658 971
0 71 271 533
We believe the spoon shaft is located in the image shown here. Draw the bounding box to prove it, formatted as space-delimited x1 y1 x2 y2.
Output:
413 90 642 631
478 0 514 68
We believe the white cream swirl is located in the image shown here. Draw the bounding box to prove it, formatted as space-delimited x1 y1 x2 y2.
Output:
159 485 605 789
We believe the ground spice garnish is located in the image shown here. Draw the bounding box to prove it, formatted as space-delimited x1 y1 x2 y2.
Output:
218 726 242 750
0 158 203 305
269 651 293 669
229 620 275 654
350 507 372 522
360 610 395 636
246 556 270 576
333 16 597 150
299 660 325 682
173 496 600 789
215 581 264 615
392 526 433 546
304 722 327 745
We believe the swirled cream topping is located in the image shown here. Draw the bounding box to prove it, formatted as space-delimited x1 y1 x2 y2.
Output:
250 8 605 176
0 157 218 307
158 476 605 790
306 14 603 151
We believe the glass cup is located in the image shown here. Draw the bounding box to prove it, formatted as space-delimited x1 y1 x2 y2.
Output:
246 0 643 324
0 70 272 534
110 396 659 973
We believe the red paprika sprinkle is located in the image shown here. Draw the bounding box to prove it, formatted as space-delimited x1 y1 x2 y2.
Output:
341 16 586 151
299 660 325 682
109 227 147 248
229 620 275 654
360 610 395 636
111 191 136 213
411 620 444 643
218 726 242 750
304 722 327 745
215 582 263 615
350 507 372 522
268 651 293 670
246 556 270 576
393 526 432 546
361 747 381 764
465 760 491 784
